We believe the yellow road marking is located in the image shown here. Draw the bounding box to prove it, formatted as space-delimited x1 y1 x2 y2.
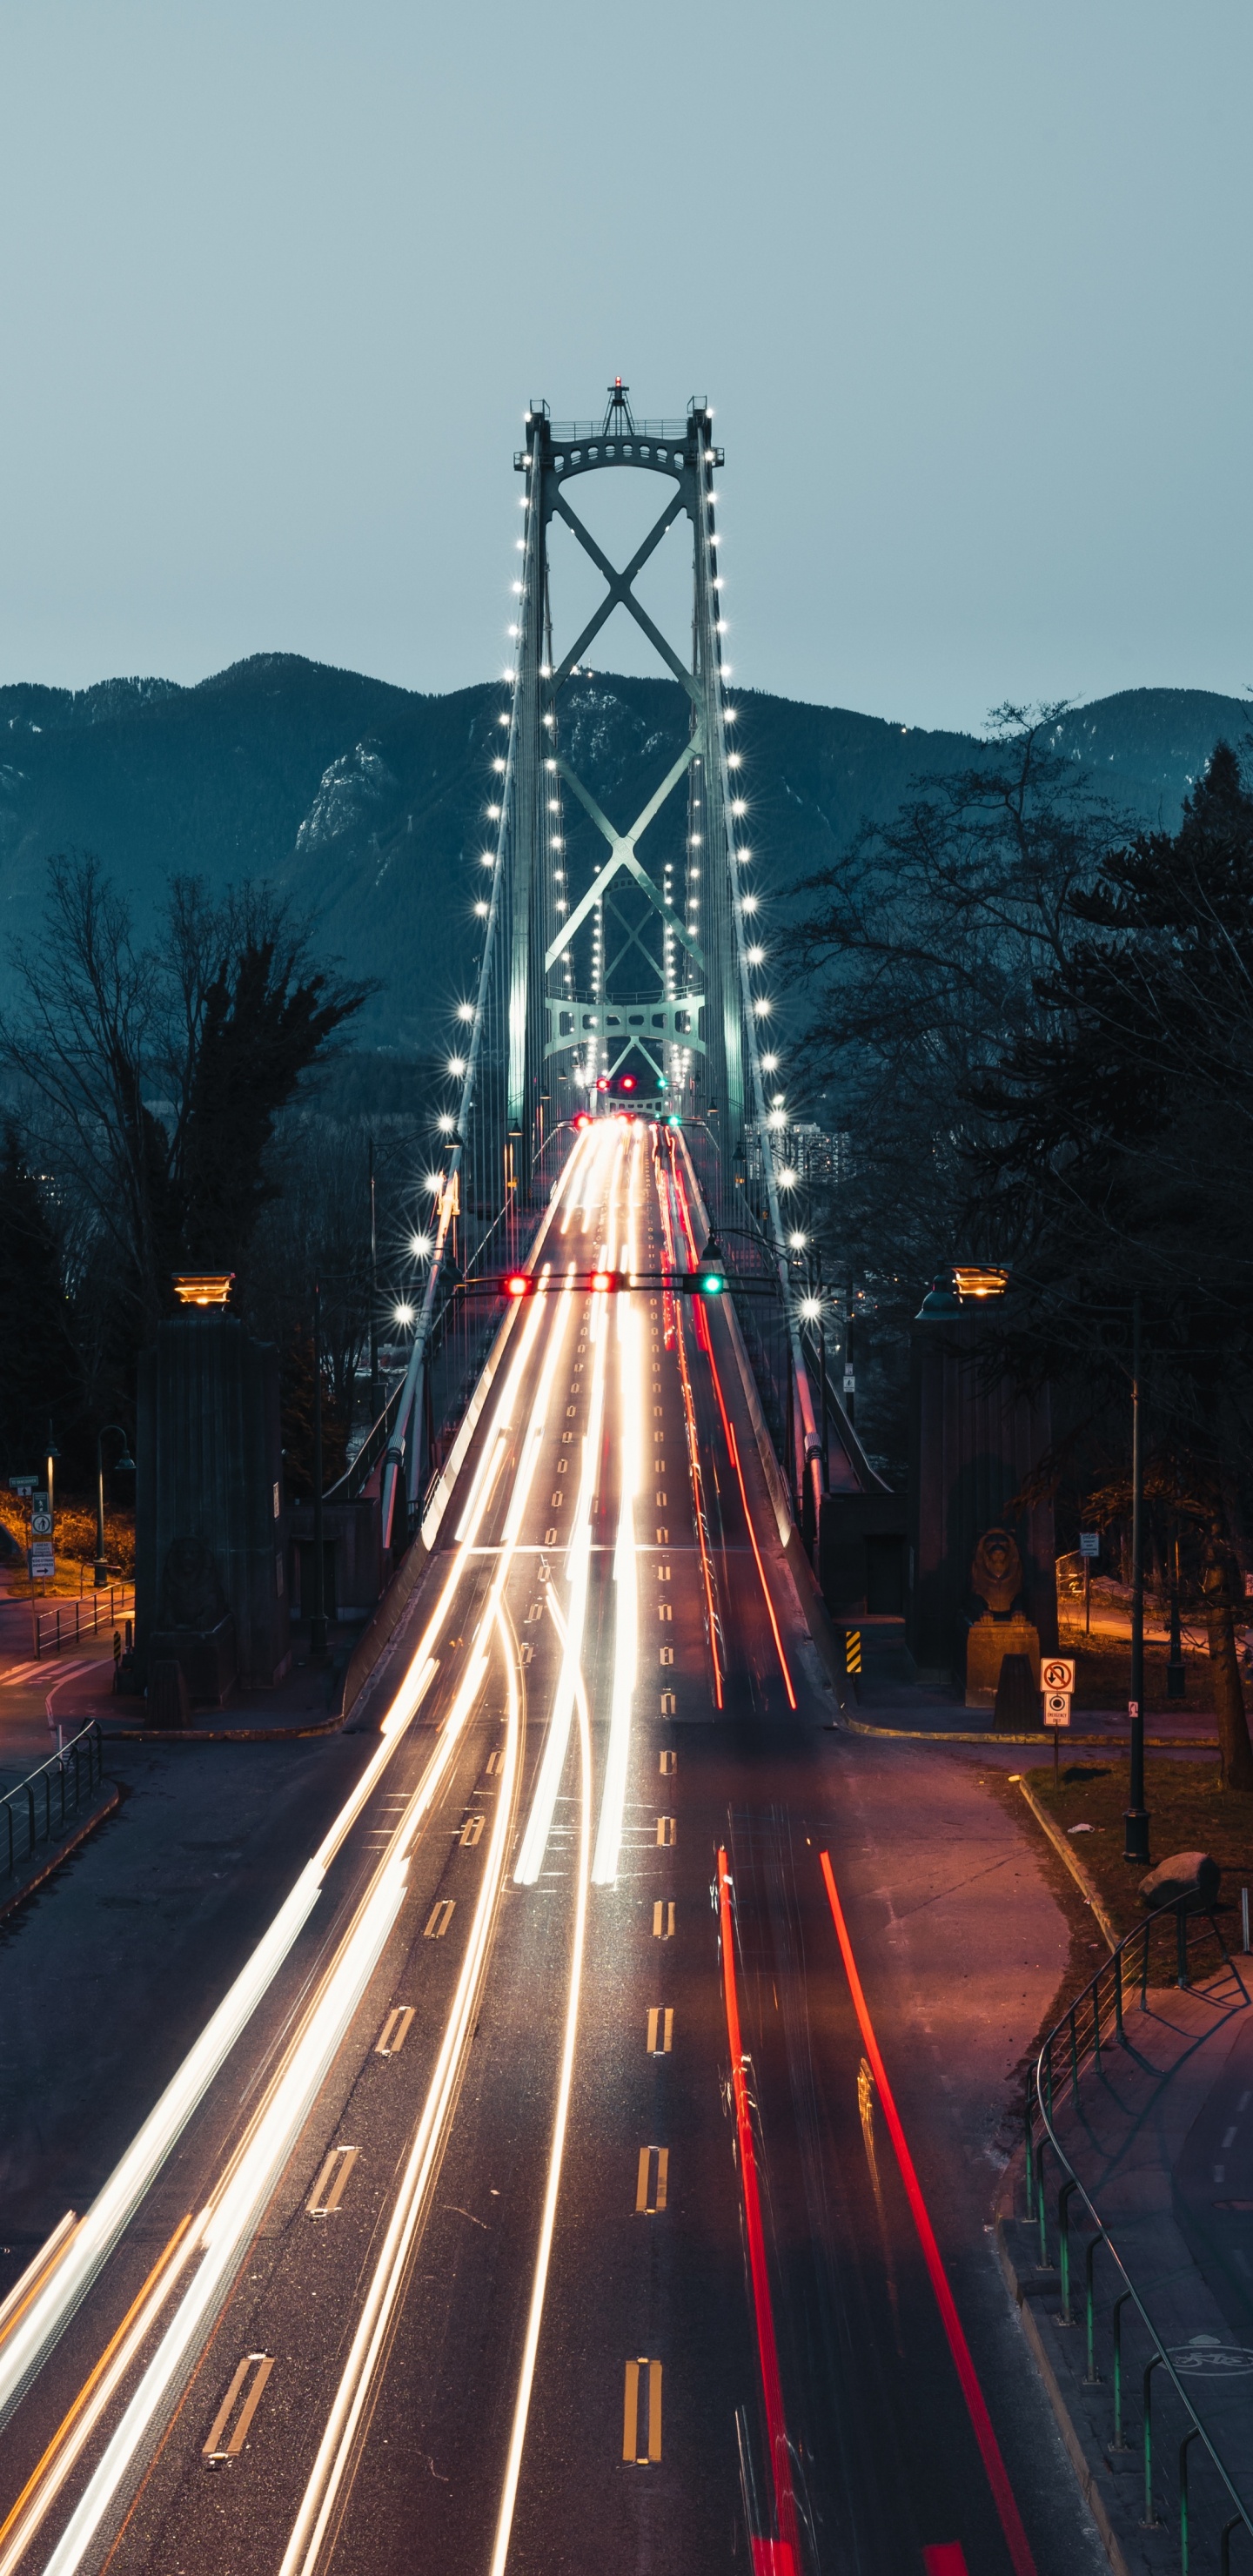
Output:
622 2357 662 2462
306 2146 358 2217
459 1816 486 1847
659 1750 676 1774
652 1902 675 1938
375 2005 415 2055
204 2351 274 2461
645 2008 673 2056
656 1816 675 1846
424 1900 457 1938
634 2147 669 2215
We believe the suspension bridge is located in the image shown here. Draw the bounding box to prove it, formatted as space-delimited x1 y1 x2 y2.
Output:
0 393 1054 2576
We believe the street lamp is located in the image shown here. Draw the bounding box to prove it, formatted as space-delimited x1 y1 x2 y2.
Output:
312 1278 327 1656
94 1426 135 1587
1123 1293 1149 1863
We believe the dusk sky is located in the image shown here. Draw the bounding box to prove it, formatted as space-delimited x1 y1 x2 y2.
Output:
4 0 1250 733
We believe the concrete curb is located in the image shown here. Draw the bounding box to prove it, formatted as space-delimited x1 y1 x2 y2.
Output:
102 1709 345 1744
0 1784 121 1923
1013 1776 1119 1949
844 1714 1218 1750
994 2193 1133 2576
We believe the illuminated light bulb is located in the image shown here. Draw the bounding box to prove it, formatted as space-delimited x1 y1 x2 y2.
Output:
473 901 488 917
456 1002 475 1021
740 895 759 914
411 1234 433 1258
486 803 501 819
753 997 771 1016
761 1053 779 1072
437 1112 455 1133
800 1296 821 1321
480 853 495 868
777 1165 798 1187
511 581 523 594
393 1302 414 1325
547 798 560 812
767 1109 786 1130
492 759 506 774
515 539 525 551
731 799 747 816
747 945 765 965
447 1056 467 1076
550 836 563 849
716 621 728 634
727 753 741 768
507 627 519 639
772 1092 786 1107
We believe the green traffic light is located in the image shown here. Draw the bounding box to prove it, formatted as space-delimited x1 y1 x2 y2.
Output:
700 1272 725 1295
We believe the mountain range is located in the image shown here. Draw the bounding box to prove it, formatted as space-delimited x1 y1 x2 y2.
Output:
2 654 1247 1059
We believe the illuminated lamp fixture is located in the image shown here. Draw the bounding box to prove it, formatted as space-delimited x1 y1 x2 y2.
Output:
503 1273 533 1298
171 1273 234 1307
954 1265 1010 1299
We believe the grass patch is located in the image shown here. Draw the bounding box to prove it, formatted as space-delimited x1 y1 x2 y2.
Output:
1056 1616 1217 1711
1019 1758 1253 1942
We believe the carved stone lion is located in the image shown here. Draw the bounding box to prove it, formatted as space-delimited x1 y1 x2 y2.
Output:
970 1525 1023 1619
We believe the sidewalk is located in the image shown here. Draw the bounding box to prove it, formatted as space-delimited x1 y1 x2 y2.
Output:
845 1627 1220 1752
0 1607 362 1755
998 1948 1253 2570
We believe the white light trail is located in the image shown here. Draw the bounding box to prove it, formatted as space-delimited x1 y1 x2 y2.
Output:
513 1131 620 1886
277 1617 525 2576
593 1126 642 1884
486 1586 592 2576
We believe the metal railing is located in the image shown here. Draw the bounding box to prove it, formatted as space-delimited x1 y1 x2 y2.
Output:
0 1724 106 1883
35 1587 133 1659
1027 1899 1253 2570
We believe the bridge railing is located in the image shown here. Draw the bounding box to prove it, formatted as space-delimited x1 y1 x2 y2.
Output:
0 1723 106 1884
1027 1899 1253 2570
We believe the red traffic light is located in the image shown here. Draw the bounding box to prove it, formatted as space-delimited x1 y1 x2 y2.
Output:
504 1273 533 1298
590 1269 623 1293
620 1075 636 1090
573 1110 593 1130
595 1077 609 1091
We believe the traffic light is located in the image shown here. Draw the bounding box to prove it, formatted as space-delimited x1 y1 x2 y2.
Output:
503 1272 533 1298
678 1232 727 1296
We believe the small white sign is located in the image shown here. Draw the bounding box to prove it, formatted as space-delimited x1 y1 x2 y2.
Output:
1079 1533 1100 1558
29 1545 54 1579
1042 1656 1075 1693
30 1510 52 1538
1043 1690 1072 1727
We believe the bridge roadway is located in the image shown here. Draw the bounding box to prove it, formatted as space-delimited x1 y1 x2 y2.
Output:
0 1117 1095 2576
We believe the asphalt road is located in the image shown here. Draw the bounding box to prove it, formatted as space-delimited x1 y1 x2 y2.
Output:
0 1118 1106 2576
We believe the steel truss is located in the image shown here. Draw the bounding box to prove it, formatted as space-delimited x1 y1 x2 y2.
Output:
379 383 823 1551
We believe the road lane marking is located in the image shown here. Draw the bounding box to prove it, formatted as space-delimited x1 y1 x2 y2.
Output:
659 1750 676 1774
660 1692 676 1713
486 1750 503 1774
621 2358 662 2463
307 2148 358 2217
658 1603 672 1621
203 2351 274 2463
459 1816 486 1847
653 1902 675 1938
660 1647 673 1666
646 2009 673 2055
424 1901 456 1939
819 1851 1037 2576
656 1817 675 1846
635 2147 669 2214
375 2007 415 2054
654 1489 667 1504
656 1563 670 1580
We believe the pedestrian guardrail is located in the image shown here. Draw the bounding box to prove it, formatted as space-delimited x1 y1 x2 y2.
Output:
35 1587 133 1659
1027 1900 1253 2570
0 1723 106 1883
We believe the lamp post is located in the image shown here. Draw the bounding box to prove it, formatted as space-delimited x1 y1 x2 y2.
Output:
311 1277 327 1656
94 1426 135 1587
1123 1293 1150 1863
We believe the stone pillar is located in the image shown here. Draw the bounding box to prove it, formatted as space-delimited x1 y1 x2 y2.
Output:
136 1314 291 1695
907 1298 1056 1687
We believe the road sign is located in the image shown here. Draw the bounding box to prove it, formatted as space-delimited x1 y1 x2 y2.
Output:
1042 1656 1075 1693
1079 1533 1100 1558
30 1510 53 1538
8 1477 37 1493
1043 1691 1072 1727
29 1545 54 1580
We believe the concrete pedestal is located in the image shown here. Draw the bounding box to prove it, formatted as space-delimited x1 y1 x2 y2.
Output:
136 1314 290 1692
965 1618 1040 1710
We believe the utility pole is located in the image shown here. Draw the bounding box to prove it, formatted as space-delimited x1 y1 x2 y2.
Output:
311 1277 327 1656
1123 1292 1149 1863
368 1137 381 1428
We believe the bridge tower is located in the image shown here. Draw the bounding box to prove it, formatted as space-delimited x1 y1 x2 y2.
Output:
380 385 822 1546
